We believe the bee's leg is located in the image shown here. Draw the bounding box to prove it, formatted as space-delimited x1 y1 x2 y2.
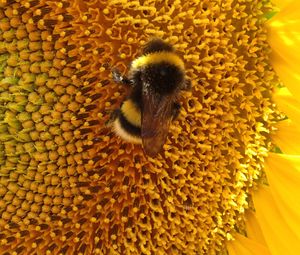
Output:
182 79 192 90
112 68 132 86
172 102 181 120
105 109 120 126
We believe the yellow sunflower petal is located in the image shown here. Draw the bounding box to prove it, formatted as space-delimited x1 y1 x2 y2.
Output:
227 233 271 255
268 0 300 97
270 51 300 97
253 185 300 255
244 210 268 246
273 119 300 154
265 153 300 239
271 0 294 9
274 88 300 126
227 210 272 255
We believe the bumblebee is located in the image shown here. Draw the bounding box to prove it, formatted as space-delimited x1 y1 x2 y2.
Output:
110 38 190 157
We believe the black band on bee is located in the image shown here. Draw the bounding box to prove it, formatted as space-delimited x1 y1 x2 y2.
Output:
130 86 143 110
118 110 141 137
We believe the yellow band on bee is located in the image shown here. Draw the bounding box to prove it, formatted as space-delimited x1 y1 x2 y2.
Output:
131 52 184 71
121 100 141 127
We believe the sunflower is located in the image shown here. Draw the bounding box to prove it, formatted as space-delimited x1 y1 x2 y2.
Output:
227 1 300 254
0 0 299 254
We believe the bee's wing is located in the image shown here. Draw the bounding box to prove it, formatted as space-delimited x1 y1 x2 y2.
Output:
141 89 174 157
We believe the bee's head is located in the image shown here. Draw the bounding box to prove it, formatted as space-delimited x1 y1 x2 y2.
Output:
141 63 185 95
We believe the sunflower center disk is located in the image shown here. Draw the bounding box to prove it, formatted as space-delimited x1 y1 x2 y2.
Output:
0 1 278 254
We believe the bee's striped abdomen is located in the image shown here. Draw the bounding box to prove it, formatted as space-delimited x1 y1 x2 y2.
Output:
112 99 142 144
